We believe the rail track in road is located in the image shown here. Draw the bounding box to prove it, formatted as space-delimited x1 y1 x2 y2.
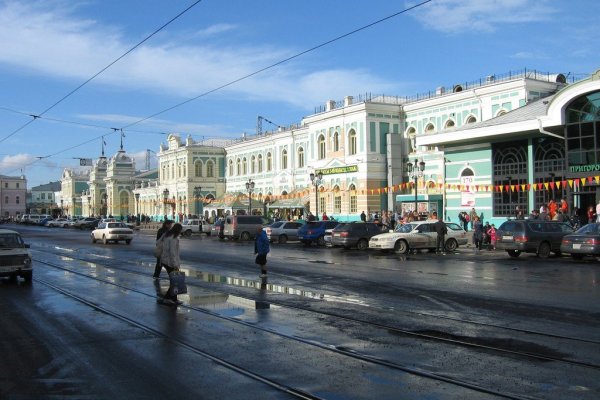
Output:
30 246 600 399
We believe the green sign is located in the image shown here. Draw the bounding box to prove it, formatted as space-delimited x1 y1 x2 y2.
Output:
569 164 600 173
317 165 358 175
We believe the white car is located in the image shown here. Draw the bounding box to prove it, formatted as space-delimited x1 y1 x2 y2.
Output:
91 221 134 245
46 218 71 228
369 220 468 254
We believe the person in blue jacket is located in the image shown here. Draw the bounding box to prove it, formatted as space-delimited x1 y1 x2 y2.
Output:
254 226 270 278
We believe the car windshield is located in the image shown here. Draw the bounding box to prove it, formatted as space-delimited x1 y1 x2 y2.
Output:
0 233 24 248
394 223 417 233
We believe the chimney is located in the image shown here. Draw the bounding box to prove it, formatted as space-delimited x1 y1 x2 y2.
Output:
326 100 336 111
344 96 354 106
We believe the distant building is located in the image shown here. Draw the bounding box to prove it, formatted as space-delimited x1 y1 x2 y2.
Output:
29 181 61 215
0 174 27 219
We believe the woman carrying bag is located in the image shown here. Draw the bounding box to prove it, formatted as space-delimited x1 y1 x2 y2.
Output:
160 223 184 305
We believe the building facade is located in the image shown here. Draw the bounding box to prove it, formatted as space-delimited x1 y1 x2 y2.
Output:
28 181 61 216
0 174 27 219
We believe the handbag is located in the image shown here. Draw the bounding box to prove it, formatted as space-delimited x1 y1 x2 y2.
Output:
169 270 188 295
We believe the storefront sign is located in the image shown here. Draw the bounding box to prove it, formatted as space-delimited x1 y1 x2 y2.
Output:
569 164 600 173
460 175 475 207
317 165 358 175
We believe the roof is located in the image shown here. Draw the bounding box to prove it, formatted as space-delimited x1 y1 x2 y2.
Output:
31 181 61 192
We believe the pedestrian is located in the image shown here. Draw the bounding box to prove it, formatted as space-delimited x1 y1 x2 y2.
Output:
254 226 270 278
487 224 497 250
472 216 483 252
539 206 550 221
360 211 366 222
322 212 329 220
469 208 477 230
153 219 173 279
159 223 183 305
432 212 447 254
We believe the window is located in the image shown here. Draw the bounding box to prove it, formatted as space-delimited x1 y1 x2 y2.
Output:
444 119 455 129
333 132 339 151
281 149 288 169
3 183 7 188
195 161 203 177
242 158 247 175
425 123 435 133
41 193 46 200
251 156 256 174
206 160 214 177
318 135 326 159
319 195 326 214
16 196 19 204
258 154 263 172
334 194 341 213
16 183 19 189
297 147 304 168
228 160 234 176
349 184 357 213
267 153 272 172
406 127 416 153
348 129 357 155
236 158 241 175
466 115 477 124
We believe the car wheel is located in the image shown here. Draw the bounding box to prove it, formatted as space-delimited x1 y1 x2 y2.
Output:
317 236 326 246
571 254 584 260
507 249 521 258
278 235 288 244
103 235 108 245
538 242 551 258
240 231 251 241
444 238 458 252
91 235 97 243
357 239 368 251
184 230 192 237
126 239 131 245
22 271 32 283
394 240 409 254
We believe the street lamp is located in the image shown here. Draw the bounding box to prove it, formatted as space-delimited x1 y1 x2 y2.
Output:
309 171 324 220
162 188 169 220
245 179 255 215
406 159 425 218
134 192 140 225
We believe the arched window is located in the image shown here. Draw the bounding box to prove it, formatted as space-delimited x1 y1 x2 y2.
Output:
195 161 202 177
236 158 241 175
348 184 357 213
228 160 233 176
119 191 130 215
333 132 339 151
267 153 272 171
281 149 288 169
182 161 186 177
495 109 508 117
348 129 357 155
492 141 528 217
171 163 175 179
258 154 263 172
242 157 247 175
425 123 435 133
297 147 305 168
444 119 455 129
318 134 326 159
466 115 477 124
206 160 214 177
333 185 341 213
251 156 256 174
406 126 416 154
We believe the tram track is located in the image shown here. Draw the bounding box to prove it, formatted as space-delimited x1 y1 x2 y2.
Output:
31 248 600 372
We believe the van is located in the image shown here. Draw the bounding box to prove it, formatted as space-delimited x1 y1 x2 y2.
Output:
0 229 32 282
496 220 573 258
223 215 271 240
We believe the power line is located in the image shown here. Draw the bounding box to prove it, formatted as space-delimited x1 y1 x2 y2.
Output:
0 0 204 145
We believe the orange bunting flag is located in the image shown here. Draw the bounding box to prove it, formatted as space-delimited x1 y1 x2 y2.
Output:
549 181 555 190
526 184 531 191
588 176 594 184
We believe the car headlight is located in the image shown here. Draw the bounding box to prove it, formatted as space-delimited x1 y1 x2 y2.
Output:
24 257 32 265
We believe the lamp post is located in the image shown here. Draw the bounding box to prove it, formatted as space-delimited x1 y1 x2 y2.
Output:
60 199 64 217
134 192 140 225
245 179 255 215
194 186 202 217
406 159 425 218
162 188 169 220
309 171 323 220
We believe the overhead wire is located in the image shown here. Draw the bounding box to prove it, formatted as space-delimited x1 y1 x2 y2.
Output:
0 0 204 145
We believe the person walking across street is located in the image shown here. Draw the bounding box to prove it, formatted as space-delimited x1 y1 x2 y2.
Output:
159 223 183 305
255 226 270 278
432 212 447 254
153 219 173 279
360 211 367 222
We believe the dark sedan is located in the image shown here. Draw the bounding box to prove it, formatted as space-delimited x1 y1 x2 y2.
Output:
560 223 600 259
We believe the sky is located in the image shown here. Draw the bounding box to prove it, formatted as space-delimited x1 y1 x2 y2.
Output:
0 0 598 188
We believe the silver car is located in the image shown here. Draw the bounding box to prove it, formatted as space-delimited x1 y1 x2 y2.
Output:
369 220 468 253
265 221 303 244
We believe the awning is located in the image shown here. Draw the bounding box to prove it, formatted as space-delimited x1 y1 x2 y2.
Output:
268 195 309 209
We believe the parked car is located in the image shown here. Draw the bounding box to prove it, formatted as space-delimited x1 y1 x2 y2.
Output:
74 217 100 230
46 218 71 228
496 220 573 258
369 220 468 253
264 221 303 243
331 222 389 250
324 228 334 247
560 222 600 259
297 220 340 246
0 229 32 283
91 221 134 244
222 215 271 241
182 219 211 237
39 217 53 226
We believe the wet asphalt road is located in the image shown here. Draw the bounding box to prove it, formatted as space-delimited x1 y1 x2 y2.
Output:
1 224 599 399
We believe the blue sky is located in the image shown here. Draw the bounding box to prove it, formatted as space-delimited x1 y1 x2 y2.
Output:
0 0 598 187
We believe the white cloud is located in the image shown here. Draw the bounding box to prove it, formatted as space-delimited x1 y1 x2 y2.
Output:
510 51 549 60
410 0 557 34
0 153 54 174
0 1 393 108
